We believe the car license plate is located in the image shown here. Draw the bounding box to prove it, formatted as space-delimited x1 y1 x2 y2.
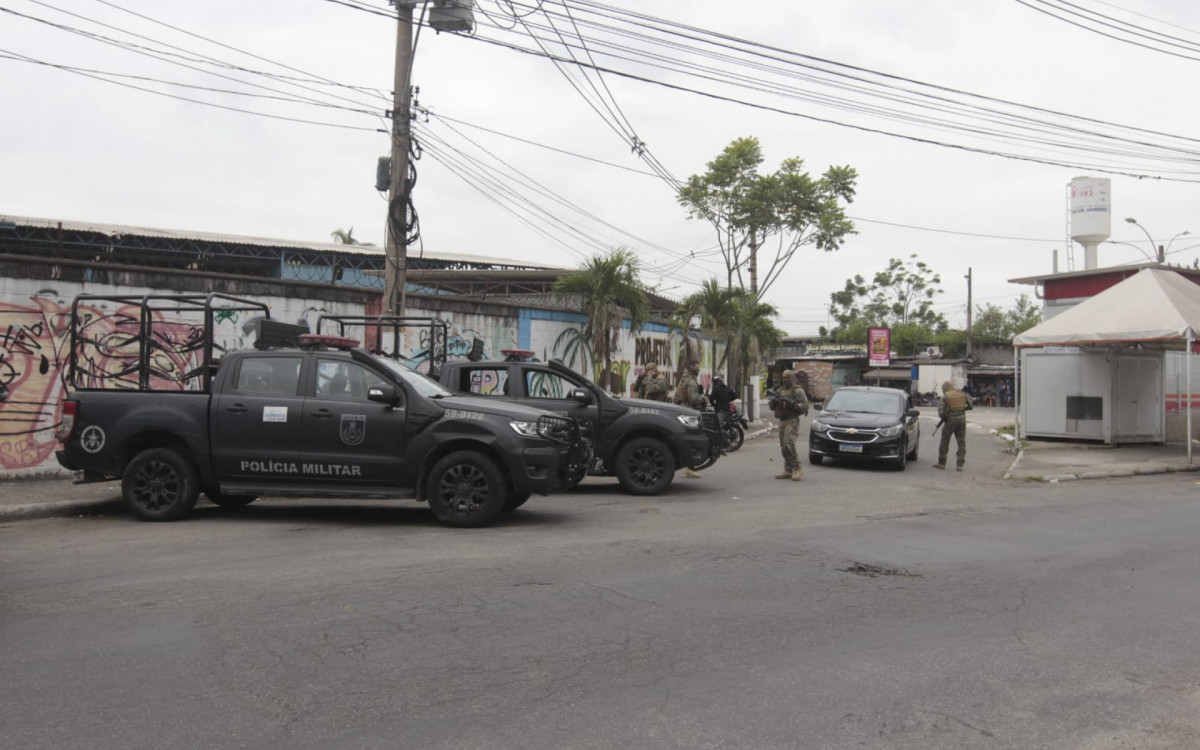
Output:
838 444 863 453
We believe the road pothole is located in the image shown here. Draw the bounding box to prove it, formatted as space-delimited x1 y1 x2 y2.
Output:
841 562 921 578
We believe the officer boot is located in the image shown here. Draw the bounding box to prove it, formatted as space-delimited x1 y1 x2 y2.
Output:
775 472 791 479
790 468 803 481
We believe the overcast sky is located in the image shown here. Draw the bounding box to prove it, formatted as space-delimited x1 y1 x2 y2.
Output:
3 0 1199 335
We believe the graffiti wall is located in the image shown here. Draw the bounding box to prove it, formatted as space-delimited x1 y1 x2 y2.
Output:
527 314 722 397
0 278 364 477
0 278 715 477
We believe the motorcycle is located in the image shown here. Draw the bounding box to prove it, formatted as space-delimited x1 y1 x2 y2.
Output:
722 401 748 452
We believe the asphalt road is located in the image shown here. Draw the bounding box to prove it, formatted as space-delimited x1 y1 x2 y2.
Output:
3 426 1199 749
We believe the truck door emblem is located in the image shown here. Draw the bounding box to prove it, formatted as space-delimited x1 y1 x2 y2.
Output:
80 425 106 453
340 414 366 445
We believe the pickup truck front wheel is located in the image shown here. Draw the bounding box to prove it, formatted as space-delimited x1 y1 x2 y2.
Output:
206 491 258 509
615 437 675 495
503 492 531 512
427 451 506 527
122 448 200 521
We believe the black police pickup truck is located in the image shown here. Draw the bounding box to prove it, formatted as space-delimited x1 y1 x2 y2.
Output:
437 354 722 495
54 295 585 527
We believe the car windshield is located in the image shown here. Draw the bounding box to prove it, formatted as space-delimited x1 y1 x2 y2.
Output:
824 390 901 415
373 357 453 398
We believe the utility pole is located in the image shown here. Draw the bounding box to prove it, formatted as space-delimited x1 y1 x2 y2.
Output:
965 267 973 359
384 2 414 315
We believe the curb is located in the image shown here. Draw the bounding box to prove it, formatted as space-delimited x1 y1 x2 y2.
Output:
1029 464 1198 484
0 498 124 522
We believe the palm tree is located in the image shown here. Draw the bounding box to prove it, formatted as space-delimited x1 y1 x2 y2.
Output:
678 279 740 379
553 247 651 392
729 294 784 387
329 228 374 246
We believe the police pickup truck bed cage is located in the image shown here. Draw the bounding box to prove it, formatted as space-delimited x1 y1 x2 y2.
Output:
66 293 302 392
316 314 449 375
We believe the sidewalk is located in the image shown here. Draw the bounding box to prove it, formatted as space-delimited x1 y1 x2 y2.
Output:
3 409 1196 523
939 406 1200 483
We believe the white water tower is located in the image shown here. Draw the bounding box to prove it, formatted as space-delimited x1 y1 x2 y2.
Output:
1068 176 1111 269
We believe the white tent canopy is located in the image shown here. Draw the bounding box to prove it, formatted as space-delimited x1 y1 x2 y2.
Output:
1014 268 1200 348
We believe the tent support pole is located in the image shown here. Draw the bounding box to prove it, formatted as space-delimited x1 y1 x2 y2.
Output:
1188 335 1194 466
1013 346 1020 438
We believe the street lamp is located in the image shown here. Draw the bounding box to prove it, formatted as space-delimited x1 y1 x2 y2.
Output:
1167 230 1192 257
1125 217 1164 263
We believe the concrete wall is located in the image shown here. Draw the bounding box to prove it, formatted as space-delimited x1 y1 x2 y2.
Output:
0 260 714 476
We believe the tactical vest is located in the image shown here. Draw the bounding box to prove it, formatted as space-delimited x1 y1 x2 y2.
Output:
673 377 690 405
944 389 968 413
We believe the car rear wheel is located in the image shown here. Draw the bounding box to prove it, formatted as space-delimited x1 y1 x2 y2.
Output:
615 437 675 495
122 448 200 521
426 451 506 527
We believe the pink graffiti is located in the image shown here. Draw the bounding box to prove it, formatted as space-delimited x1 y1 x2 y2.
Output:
0 297 202 471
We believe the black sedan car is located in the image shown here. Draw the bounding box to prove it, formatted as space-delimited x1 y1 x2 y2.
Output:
808 386 921 470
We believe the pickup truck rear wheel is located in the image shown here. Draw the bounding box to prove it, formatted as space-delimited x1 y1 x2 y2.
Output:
122 448 200 521
206 491 258 509
615 437 675 495
427 451 506 527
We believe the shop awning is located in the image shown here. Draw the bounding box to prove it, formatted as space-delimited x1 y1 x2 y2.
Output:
863 368 912 380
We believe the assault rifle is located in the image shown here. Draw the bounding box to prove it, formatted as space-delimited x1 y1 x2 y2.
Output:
932 416 946 435
767 388 809 416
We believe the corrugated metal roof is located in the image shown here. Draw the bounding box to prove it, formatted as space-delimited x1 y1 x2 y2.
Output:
1 214 564 269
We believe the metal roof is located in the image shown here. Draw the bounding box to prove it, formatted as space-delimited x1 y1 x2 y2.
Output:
1 214 563 269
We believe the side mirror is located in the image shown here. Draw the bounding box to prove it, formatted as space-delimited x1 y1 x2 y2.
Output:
906 408 920 418
569 388 592 405
367 384 400 406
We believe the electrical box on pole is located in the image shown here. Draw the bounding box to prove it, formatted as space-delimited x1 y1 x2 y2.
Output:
375 157 391 193
429 1 475 33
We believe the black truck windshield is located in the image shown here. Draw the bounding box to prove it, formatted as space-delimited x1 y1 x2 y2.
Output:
374 357 454 398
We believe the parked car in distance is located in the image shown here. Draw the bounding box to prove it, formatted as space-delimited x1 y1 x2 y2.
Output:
808 386 920 470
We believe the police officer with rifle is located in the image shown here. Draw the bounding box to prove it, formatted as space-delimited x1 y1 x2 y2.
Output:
768 370 809 481
933 380 973 471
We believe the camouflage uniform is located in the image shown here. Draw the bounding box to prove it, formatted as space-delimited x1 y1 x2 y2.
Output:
935 380 973 470
674 360 707 478
772 372 808 480
674 366 707 410
639 366 670 401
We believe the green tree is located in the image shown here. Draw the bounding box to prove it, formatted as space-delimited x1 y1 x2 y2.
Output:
729 293 785 388
827 255 948 356
676 279 740 376
672 281 785 390
677 136 857 299
972 295 1042 342
553 247 651 391
330 227 374 246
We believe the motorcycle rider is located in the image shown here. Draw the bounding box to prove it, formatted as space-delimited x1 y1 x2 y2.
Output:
708 375 738 436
